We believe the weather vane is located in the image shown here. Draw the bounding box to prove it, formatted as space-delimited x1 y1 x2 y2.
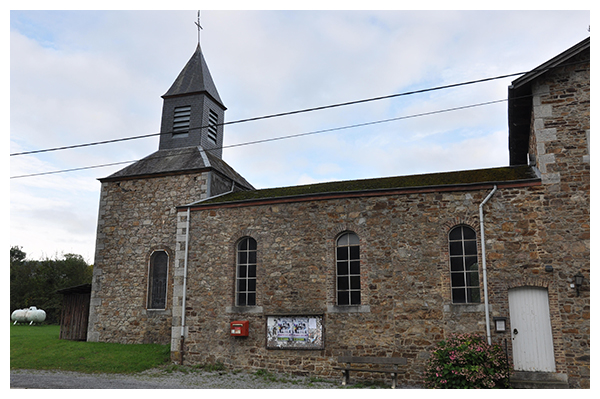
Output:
195 10 203 45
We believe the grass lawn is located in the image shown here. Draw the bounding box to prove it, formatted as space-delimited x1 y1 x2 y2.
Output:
10 324 171 373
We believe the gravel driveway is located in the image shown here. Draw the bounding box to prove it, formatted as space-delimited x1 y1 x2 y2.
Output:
11 366 412 389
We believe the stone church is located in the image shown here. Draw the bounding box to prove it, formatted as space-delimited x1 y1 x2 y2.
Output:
88 37 589 388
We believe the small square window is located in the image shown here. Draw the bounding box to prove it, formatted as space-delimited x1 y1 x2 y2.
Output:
451 272 465 287
450 257 464 271
338 292 350 306
337 276 349 291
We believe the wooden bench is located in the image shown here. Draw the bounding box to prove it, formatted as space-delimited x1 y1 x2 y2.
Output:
333 356 407 388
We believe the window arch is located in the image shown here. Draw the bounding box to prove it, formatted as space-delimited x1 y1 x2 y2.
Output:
336 232 361 305
448 225 480 303
147 250 169 309
236 237 257 306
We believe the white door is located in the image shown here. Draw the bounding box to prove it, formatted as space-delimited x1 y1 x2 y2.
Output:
508 286 556 372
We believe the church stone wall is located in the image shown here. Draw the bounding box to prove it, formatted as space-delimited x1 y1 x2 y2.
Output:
530 51 590 187
172 178 587 387
88 172 212 344
526 52 590 388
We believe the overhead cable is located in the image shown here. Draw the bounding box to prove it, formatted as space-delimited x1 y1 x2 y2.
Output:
10 97 508 179
10 58 588 158
10 72 524 157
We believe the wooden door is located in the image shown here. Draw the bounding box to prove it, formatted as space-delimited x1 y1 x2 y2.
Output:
508 286 556 371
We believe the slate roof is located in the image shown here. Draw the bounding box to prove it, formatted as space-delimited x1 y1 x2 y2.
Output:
162 44 226 109
100 146 254 189
191 165 539 208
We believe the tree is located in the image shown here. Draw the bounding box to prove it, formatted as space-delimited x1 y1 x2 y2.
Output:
10 247 93 324
10 246 26 264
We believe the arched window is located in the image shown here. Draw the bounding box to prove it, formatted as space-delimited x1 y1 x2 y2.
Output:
336 232 361 306
448 226 480 303
147 251 168 309
236 237 257 306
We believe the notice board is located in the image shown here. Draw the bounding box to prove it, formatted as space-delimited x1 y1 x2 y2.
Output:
266 315 324 349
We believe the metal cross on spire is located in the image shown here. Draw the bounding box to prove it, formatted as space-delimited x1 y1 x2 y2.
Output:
195 10 203 45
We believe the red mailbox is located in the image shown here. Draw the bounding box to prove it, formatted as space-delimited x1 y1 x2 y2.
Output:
230 320 249 337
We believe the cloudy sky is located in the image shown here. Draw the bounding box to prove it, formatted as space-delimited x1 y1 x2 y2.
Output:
9 8 590 262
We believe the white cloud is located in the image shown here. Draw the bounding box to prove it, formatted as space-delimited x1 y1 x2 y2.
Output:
9 10 590 260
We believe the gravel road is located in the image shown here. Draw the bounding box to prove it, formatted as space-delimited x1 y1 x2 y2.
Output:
11 367 411 389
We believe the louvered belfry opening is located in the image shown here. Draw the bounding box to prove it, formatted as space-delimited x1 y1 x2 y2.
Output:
173 105 191 135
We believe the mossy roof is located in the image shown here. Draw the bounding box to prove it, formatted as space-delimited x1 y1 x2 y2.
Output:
190 165 538 208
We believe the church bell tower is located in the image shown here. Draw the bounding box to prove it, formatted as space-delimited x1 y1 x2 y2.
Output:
158 44 227 159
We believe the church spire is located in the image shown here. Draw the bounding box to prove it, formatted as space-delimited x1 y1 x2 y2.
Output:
158 43 226 158
162 44 226 110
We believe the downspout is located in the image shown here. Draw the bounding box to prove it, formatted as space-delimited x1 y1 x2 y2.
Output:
180 206 190 364
479 185 497 345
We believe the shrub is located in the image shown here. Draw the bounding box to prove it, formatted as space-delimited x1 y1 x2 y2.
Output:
424 333 510 389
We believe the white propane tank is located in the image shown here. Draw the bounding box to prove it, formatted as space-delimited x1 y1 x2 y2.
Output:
11 306 46 325
11 309 27 324
26 307 46 324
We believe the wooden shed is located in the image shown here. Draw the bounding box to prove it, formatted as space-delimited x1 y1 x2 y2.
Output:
57 284 91 341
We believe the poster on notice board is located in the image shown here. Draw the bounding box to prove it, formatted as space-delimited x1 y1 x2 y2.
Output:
266 315 323 349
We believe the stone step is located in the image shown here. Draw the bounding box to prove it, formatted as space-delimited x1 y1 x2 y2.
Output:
510 371 569 389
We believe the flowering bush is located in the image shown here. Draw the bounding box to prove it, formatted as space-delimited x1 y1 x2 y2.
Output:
424 333 510 389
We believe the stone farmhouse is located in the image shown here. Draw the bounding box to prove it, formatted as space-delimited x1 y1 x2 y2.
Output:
88 37 589 388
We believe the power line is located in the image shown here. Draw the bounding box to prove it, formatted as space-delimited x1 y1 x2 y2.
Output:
10 58 588 158
221 98 508 151
10 71 524 157
10 97 508 179
11 57 589 180
10 133 160 157
10 161 137 179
